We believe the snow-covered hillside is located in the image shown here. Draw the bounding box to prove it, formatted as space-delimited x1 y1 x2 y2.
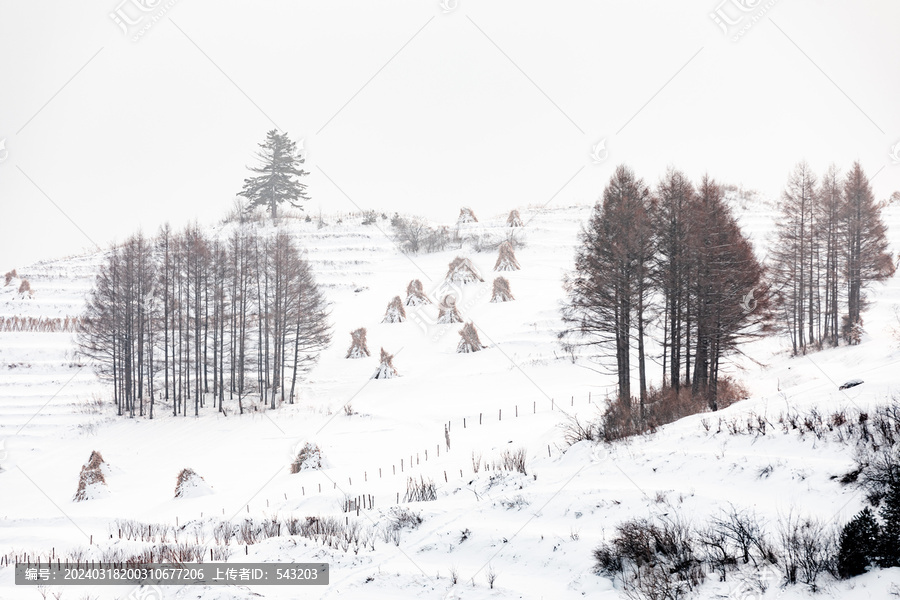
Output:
2 200 900 600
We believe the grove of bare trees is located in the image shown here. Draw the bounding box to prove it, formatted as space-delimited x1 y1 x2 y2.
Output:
78 223 330 418
770 161 893 353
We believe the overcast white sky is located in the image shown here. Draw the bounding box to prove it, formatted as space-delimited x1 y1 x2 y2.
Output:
1 0 898 269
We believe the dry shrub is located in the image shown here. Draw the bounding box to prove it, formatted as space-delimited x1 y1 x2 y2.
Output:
593 513 704 600
403 476 437 502
643 386 709 431
3 269 16 286
73 451 107 502
290 442 323 473
561 413 599 445
387 506 423 530
457 322 485 353
598 377 749 443
499 447 527 475
346 327 370 359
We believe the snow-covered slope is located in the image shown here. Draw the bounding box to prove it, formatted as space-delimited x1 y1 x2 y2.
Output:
2 200 900 599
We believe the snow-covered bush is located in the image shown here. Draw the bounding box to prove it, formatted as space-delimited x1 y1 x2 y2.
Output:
593 513 704 600
387 506 423 531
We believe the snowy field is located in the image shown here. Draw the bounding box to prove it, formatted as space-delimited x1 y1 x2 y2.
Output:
2 200 900 599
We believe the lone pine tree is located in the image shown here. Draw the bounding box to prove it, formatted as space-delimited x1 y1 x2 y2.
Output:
239 130 309 218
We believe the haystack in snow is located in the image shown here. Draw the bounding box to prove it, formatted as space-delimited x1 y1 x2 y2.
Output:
437 295 463 323
73 450 109 502
493 241 520 272
507 209 523 227
382 296 406 323
405 280 431 306
446 257 483 285
490 277 514 303
17 279 33 298
290 442 323 473
174 468 213 498
457 207 478 224
372 348 398 379
346 327 371 359
457 322 485 353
